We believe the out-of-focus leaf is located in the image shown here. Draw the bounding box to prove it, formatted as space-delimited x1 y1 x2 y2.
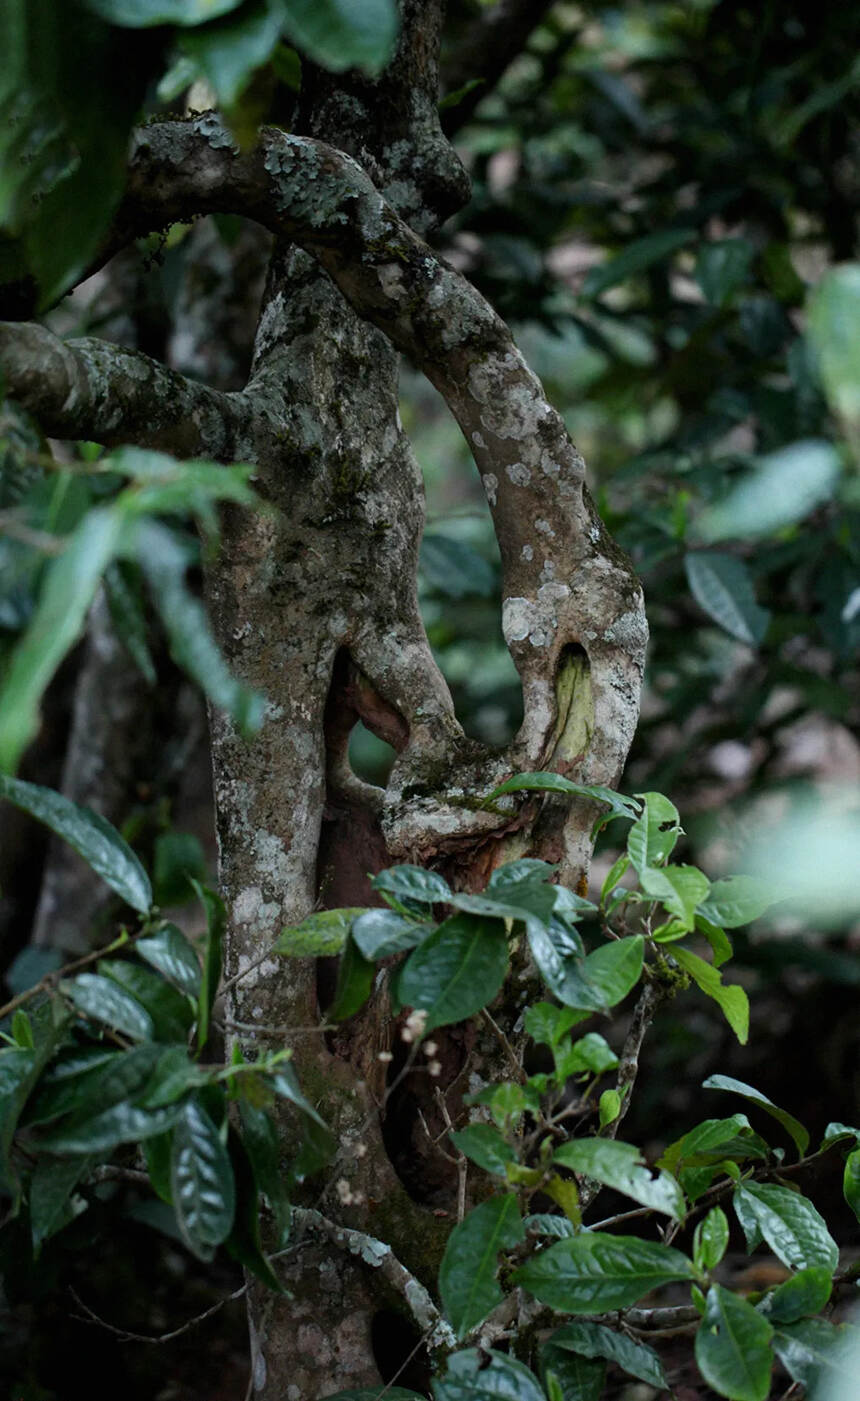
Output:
420 533 497 598
771 1317 860 1394
280 0 398 75
699 442 841 542
684 551 770 645
696 238 754 307
697 876 776 929
808 263 860 424
180 1 282 106
450 1124 517 1177
152 831 207 907
104 560 156 684
582 227 695 299
82 0 242 23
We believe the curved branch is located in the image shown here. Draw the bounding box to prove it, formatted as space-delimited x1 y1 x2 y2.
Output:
0 320 256 460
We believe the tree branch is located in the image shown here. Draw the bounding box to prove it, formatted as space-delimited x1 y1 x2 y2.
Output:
0 320 256 459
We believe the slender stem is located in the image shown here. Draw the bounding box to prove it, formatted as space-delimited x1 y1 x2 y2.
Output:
0 927 146 1021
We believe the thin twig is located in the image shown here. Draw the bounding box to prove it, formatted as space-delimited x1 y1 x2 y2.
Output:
435 1087 468 1224
481 1008 527 1083
69 1282 248 1344
0 927 147 1021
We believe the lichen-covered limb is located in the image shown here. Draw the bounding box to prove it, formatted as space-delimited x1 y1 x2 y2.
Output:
0 320 256 459
110 117 645 796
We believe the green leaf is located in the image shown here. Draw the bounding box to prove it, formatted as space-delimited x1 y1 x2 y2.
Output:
581 936 644 1007
26 1043 160 1124
514 1234 694 1313
733 1183 838 1273
104 560 156 684
223 1127 287 1292
0 775 151 911
598 1090 621 1128
397 914 509 1033
524 1002 590 1048
581 227 695 299
697 876 777 929
658 1115 766 1175
351 908 430 960
764 1267 833 1324
372 864 452 906
699 442 841 543
0 508 126 771
434 1349 546 1401
671 948 749 1044
98 959 193 1042
450 1124 517 1177
439 1195 524 1337
82 0 242 23
30 1153 93 1249
239 1099 291 1247
808 264 860 425
844 1147 860 1223
37 1098 185 1154
323 1392 425 1401
626 792 681 874
138 522 264 739
145 1131 174 1204
546 1320 669 1390
695 916 734 968
553 1138 685 1220
684 552 770 646
640 864 710 928
63 972 154 1041
279 0 398 76
152 831 208 907
328 936 374 1022
135 1046 209 1108
171 1097 235 1261
271 1063 334 1182
180 1 283 106
0 1035 61 1197
524 1214 576 1239
194 881 224 1052
695 1284 774 1401
693 1207 730 1271
771 1317 860 1394
420 533 497 598
275 908 365 957
136 924 202 998
559 1033 618 1076
703 1075 810 1157
541 1347 604 1401
485 773 639 824
696 239 755 307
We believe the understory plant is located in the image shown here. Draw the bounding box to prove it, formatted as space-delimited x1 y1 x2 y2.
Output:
2 773 858 1401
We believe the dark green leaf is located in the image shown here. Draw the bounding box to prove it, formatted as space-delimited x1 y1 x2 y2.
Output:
26 1043 160 1124
696 239 754 307
703 1075 809 1157
0 775 151 911
224 1127 287 1292
30 1153 93 1249
764 1267 832 1324
180 1 283 106
136 924 202 998
658 1116 767 1175
439 1195 524 1337
135 1047 209 1108
524 1214 576 1239
771 1317 860 1393
328 936 375 1021
152 831 207 907
104 560 156 684
541 1346 604 1401
398 914 509 1032
547 1319 669 1389
514 1234 694 1313
421 533 497 598
322 1391 425 1401
553 1138 685 1220
279 0 398 76
372 865 452 906
276 907 365 957
239 1099 290 1247
684 552 770 646
351 908 430 960
83 0 242 23
694 1285 774 1401
98 959 193 1042
450 1124 517 1177
194 881 224 1052
693 1207 730 1272
63 972 154 1041
733 1183 838 1272
171 1097 235 1261
485 773 639 823
582 227 695 299
37 1098 185 1154
524 1002 590 1048
144 1131 174 1203
626 792 681 873
434 1349 546 1401
0 1049 38 1196
844 1147 860 1223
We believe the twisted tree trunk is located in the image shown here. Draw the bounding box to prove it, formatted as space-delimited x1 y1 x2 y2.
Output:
0 5 647 1393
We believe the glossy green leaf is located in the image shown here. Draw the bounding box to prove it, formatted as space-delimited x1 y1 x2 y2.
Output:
626 792 681 873
434 1349 546 1401
765 1267 833 1324
323 1391 425 1401
771 1317 860 1393
37 1098 185 1154
180 1 283 106
279 0 398 75
145 1130 174 1204
0 775 151 911
136 924 202 998
0 1049 39 1196
808 264 860 424
26 1043 160 1124
63 973 154 1041
171 1097 235 1261
398 914 509 1032
699 442 842 542
239 1099 291 1247
135 1046 210 1108
514 1234 694 1313
82 0 242 24
524 1214 576 1239
98 959 193 1042
694 1207 730 1271
450 1124 517 1177
351 908 430 960
194 881 224 1052
524 1002 590 1048
733 1182 838 1272
439 1194 524 1337
598 1090 621 1127
328 936 374 1022
672 948 749 1044
696 239 754 307
844 1147 860 1223
541 1347 604 1401
553 1138 685 1220
559 1032 618 1076
684 552 770 646
547 1319 668 1389
224 1127 286 1292
697 876 776 929
0 508 126 771
640 864 710 928
30 1153 93 1248
485 773 639 823
581 936 644 1007
695 1284 774 1401
703 1075 809 1157
139 522 264 739
372 864 452 906
581 227 695 299
658 1115 765 1175
421 533 497 598
275 908 365 958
